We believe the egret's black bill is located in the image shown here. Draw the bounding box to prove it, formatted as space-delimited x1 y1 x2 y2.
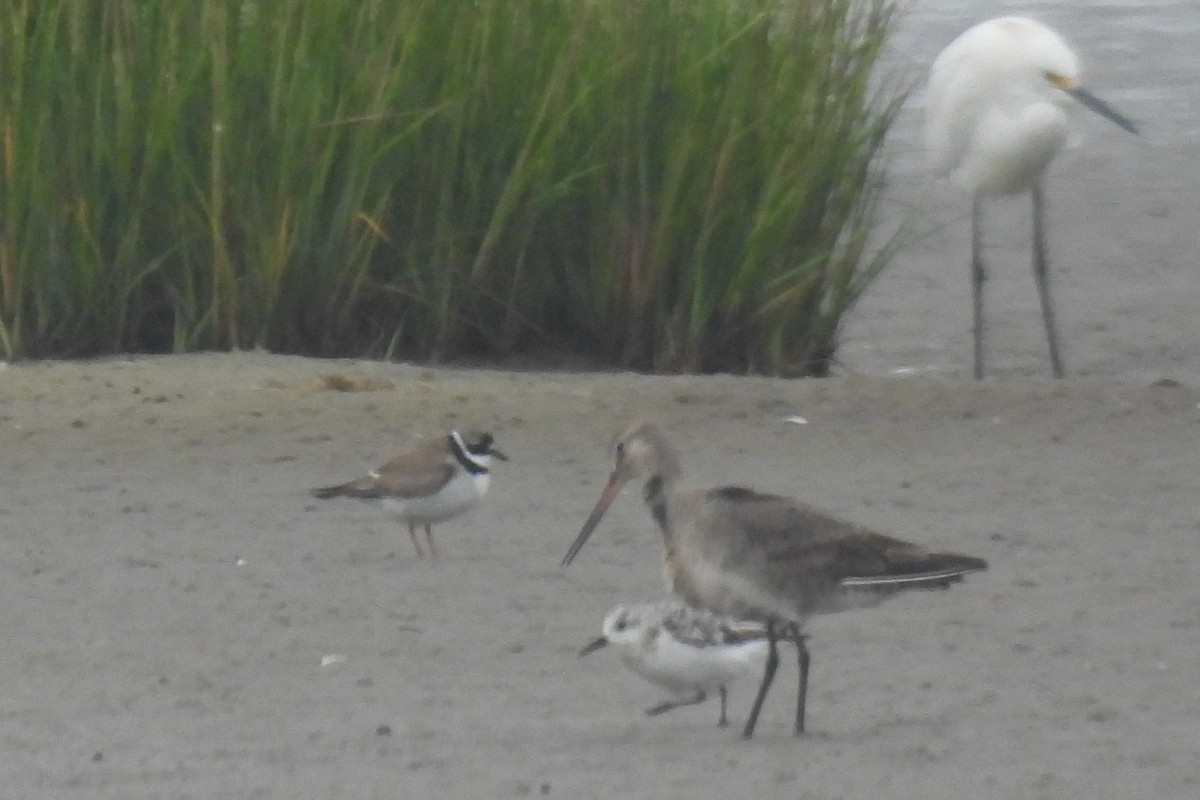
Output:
1067 86 1139 135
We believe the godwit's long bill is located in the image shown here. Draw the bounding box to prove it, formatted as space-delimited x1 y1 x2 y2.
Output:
561 421 988 738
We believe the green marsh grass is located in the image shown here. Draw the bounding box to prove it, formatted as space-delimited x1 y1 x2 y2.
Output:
0 0 903 374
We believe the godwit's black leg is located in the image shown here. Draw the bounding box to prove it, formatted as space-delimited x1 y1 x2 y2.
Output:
789 623 809 735
743 620 779 739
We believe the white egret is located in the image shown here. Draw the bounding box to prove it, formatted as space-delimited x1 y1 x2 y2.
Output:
925 16 1138 378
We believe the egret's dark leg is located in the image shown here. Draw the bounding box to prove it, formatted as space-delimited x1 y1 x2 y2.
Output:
717 686 729 727
646 691 705 716
743 620 779 739
971 196 986 379
1031 182 1065 378
789 624 810 736
407 524 425 558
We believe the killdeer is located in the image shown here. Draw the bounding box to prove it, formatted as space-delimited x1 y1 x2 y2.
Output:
312 430 507 557
562 421 987 738
579 601 773 727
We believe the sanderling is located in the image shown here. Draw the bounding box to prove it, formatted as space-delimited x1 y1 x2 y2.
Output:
579 601 771 727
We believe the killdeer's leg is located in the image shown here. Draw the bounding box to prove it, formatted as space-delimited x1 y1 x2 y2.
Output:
407 524 426 558
424 525 438 558
646 691 706 716
717 686 729 727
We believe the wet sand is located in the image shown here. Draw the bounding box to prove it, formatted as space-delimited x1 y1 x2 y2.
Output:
3 354 1198 798
4 2 1200 798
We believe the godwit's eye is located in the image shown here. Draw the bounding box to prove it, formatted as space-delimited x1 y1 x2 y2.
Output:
614 616 628 631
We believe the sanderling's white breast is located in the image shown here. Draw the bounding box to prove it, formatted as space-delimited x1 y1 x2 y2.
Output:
579 601 769 727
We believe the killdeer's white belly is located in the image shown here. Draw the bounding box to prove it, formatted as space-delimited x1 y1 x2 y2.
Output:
383 471 490 525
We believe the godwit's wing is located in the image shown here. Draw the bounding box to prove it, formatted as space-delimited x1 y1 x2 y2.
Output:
690 486 988 618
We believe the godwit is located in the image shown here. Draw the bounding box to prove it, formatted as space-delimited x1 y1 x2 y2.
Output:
579 601 773 727
311 430 507 557
561 421 987 738
926 16 1138 378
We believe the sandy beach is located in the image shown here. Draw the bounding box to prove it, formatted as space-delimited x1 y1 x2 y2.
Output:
3 353 1198 799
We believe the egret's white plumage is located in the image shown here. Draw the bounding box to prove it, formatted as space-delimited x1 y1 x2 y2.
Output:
925 16 1138 378
579 602 770 727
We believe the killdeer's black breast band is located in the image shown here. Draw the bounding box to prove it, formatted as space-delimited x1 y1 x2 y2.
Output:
447 433 490 475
